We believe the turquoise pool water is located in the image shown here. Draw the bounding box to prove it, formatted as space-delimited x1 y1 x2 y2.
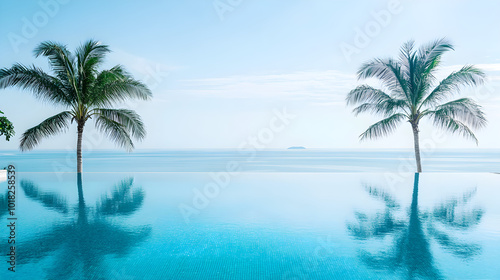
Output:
1 169 499 279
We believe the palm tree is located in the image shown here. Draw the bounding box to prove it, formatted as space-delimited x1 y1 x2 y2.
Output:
346 38 486 172
0 40 152 173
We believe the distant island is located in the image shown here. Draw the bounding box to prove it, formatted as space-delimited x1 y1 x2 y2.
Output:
287 146 306 150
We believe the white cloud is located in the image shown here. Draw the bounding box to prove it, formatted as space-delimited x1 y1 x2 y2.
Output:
176 70 357 101
475 63 500 72
441 63 500 79
169 64 500 107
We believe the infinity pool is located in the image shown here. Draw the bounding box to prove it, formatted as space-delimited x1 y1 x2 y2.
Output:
1 172 499 279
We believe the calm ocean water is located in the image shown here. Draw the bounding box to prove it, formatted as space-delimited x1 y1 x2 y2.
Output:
1 149 500 173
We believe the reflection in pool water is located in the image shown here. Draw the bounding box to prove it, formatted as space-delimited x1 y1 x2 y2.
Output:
0 172 498 279
348 173 483 279
15 174 151 279
0 190 10 219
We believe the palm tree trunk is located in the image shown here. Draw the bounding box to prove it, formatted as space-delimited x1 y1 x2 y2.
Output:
412 124 422 173
77 122 84 173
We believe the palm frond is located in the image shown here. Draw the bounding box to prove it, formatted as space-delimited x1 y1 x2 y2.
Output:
357 58 408 98
33 41 77 95
20 111 73 151
398 40 415 69
93 108 146 140
76 40 110 96
422 66 486 107
94 115 134 151
346 85 394 105
90 65 152 107
425 110 479 144
352 98 408 117
359 113 406 140
418 38 454 71
411 39 453 105
76 39 110 72
0 64 73 105
401 41 421 105
425 98 486 129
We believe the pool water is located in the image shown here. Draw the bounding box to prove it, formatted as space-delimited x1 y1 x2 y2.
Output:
1 171 499 279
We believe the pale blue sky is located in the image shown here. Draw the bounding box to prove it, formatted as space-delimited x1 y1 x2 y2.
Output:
1 0 499 150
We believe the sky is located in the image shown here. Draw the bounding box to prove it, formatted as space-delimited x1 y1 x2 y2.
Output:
0 0 499 151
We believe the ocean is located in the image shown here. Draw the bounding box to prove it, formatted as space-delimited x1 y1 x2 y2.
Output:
1 149 500 173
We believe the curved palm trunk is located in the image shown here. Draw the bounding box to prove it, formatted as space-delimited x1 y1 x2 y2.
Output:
77 122 84 173
412 124 422 173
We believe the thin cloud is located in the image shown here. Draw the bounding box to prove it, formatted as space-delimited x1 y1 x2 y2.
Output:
176 70 357 101
107 49 177 90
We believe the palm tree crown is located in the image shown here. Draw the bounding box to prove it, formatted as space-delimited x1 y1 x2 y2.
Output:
346 38 486 172
0 40 152 172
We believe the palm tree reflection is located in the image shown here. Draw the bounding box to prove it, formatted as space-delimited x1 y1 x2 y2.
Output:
0 190 9 218
348 173 483 279
17 174 151 279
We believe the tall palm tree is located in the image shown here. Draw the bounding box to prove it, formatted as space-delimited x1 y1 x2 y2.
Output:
0 40 152 172
346 38 486 172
